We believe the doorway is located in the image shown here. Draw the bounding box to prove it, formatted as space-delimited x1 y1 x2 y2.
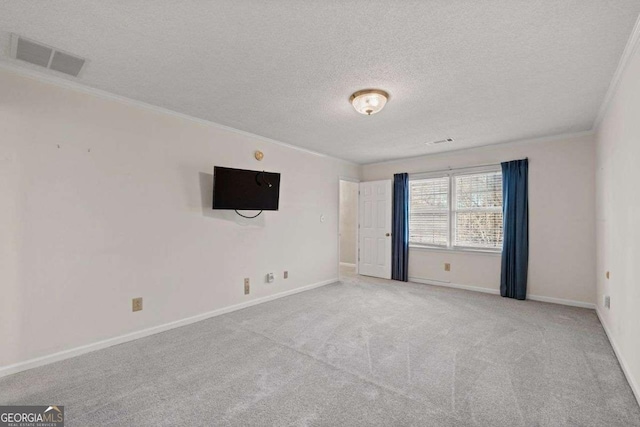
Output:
339 179 359 280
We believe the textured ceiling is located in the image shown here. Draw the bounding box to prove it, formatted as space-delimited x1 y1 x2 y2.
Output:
1 1 639 164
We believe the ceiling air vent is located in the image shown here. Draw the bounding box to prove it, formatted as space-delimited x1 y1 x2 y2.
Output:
11 34 86 77
426 138 454 145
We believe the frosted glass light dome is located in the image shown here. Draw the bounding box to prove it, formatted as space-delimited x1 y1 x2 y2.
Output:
350 89 389 115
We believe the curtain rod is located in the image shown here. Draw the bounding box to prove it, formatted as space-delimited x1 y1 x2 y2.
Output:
408 158 528 177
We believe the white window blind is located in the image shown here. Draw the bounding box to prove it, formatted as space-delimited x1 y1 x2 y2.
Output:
453 171 503 249
409 176 449 246
409 168 503 251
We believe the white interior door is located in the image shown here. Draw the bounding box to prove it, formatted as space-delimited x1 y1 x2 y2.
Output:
358 180 392 279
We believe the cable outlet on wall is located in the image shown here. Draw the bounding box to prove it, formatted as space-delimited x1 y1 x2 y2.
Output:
444 263 451 272
244 278 250 295
132 297 143 312
604 295 610 309
266 272 275 283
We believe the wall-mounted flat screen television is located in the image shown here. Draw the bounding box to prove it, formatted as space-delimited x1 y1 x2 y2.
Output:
212 167 281 211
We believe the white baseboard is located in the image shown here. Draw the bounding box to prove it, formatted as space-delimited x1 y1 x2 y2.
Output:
339 262 356 268
596 308 640 406
0 278 337 379
527 294 595 309
409 277 500 295
408 277 595 309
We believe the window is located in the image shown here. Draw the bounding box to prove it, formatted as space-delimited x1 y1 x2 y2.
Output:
409 176 449 246
453 172 503 249
409 168 503 251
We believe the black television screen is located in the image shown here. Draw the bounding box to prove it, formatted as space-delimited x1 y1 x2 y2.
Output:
213 167 281 211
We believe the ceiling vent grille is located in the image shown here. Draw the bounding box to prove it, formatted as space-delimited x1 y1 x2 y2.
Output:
11 34 86 77
426 138 454 145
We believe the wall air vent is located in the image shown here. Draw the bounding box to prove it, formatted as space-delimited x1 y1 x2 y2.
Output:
426 138 454 145
11 34 86 77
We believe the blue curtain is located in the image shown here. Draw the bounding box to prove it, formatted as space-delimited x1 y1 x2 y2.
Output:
500 159 529 300
392 173 409 281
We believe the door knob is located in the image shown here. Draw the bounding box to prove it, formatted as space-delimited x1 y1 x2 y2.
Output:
386 233 390 237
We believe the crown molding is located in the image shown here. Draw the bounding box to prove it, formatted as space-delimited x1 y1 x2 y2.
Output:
362 130 595 167
592 12 640 131
0 61 359 166
7 13 638 169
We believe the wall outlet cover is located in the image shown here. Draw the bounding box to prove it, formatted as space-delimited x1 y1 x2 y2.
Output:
244 278 250 295
284 271 288 279
132 297 143 312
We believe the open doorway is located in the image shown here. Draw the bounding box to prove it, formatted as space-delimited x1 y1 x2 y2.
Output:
339 179 359 280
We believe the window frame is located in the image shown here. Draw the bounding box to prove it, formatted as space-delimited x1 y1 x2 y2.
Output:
409 165 503 254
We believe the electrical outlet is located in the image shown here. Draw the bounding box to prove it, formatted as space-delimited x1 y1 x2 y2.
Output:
444 263 451 272
604 295 610 309
266 272 275 283
244 278 250 295
132 297 143 312
284 271 289 279
606 271 610 279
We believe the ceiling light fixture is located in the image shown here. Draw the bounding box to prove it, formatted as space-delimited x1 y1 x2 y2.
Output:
350 89 389 115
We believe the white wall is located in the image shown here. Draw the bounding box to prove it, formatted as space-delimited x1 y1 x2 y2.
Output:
0 69 359 368
362 133 596 305
339 180 358 264
595 40 640 401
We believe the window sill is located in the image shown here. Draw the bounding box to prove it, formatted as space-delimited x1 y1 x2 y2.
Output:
409 245 502 256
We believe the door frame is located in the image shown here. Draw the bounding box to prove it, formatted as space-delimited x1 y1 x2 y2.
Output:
338 176 360 276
